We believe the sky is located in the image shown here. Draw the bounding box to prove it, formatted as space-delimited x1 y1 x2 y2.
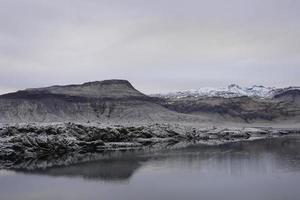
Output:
0 0 300 94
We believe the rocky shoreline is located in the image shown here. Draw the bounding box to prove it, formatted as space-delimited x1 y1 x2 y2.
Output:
0 123 299 170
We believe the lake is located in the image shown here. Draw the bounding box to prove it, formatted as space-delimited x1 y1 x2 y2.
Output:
1 136 300 200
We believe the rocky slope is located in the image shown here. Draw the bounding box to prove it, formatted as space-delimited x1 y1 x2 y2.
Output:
0 80 183 124
154 85 300 123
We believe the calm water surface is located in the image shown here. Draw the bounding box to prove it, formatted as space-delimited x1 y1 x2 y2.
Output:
1 136 300 200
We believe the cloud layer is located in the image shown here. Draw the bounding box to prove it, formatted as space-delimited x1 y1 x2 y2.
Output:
0 0 299 94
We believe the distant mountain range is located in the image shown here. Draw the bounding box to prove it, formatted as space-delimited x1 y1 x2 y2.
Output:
153 84 300 123
153 84 300 99
0 80 299 124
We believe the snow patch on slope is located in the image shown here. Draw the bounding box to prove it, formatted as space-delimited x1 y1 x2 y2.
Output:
153 84 277 99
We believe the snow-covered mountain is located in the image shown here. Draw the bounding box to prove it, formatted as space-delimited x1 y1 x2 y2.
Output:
153 84 280 99
153 84 300 122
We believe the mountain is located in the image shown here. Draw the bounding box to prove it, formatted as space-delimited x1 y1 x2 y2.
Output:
0 80 180 123
154 85 300 123
22 80 145 99
273 87 300 102
0 81 299 124
153 84 279 99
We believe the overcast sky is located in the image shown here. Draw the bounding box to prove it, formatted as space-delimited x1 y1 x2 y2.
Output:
0 0 299 94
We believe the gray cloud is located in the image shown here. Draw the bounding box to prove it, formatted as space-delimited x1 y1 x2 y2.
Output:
0 0 299 94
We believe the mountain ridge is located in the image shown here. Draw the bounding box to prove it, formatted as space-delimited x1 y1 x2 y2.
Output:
0 81 299 124
0 80 181 123
1 79 146 100
152 84 300 99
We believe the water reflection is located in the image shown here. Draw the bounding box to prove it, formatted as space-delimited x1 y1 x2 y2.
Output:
17 155 145 182
13 136 300 182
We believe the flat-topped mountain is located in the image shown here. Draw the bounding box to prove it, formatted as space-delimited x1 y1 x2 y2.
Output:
1 80 146 100
0 80 179 123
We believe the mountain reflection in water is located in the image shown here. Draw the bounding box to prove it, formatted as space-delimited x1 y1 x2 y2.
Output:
1 136 300 200
12 136 300 182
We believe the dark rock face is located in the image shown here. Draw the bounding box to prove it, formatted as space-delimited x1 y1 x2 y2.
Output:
273 87 300 98
273 88 300 104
